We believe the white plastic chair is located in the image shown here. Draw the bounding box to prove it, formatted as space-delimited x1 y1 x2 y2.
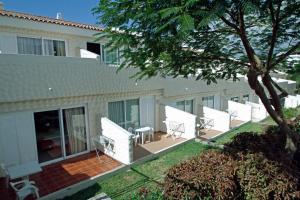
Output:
0 163 9 188
128 127 140 146
148 127 155 142
10 180 39 200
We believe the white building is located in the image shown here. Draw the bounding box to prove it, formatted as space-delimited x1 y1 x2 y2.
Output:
0 6 296 169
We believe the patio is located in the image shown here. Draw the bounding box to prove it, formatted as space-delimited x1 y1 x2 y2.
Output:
0 152 121 199
230 119 245 128
197 128 222 140
133 132 187 161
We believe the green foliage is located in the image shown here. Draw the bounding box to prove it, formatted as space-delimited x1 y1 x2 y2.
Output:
93 0 300 83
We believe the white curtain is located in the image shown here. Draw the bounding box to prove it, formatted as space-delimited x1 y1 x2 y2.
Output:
63 107 87 155
43 39 54 56
17 36 42 55
44 39 66 56
54 40 66 56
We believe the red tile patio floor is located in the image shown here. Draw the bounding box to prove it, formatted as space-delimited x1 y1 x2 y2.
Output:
0 151 121 200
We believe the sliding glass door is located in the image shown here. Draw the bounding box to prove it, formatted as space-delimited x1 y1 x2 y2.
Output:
108 99 140 129
34 110 63 163
62 107 87 156
34 106 87 164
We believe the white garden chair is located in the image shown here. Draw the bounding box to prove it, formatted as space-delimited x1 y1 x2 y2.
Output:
10 179 39 200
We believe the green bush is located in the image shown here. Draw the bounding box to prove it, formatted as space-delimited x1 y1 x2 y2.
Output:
164 151 239 200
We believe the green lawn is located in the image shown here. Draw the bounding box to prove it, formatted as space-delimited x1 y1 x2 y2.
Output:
63 141 212 200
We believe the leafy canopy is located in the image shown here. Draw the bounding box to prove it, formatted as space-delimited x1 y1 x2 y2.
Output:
93 0 300 84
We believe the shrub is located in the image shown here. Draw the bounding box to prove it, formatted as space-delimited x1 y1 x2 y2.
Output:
164 151 239 200
237 152 300 200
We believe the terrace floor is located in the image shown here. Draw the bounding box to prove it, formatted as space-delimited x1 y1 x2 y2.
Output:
133 132 187 161
230 119 245 128
197 128 223 140
0 152 121 200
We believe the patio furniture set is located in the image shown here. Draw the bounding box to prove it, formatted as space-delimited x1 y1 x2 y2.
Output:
1 161 41 200
128 126 155 146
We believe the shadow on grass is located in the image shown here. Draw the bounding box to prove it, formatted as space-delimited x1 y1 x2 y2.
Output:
61 184 101 200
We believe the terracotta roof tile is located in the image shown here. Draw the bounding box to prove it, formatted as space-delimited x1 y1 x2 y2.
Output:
0 10 103 31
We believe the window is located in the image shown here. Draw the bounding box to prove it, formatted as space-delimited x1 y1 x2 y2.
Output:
231 96 239 102
43 39 66 56
108 99 140 129
17 36 42 55
202 96 214 108
17 36 66 56
102 45 120 65
174 100 194 114
243 94 250 102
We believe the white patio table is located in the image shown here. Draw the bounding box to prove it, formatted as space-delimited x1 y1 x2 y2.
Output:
135 126 151 145
7 161 42 180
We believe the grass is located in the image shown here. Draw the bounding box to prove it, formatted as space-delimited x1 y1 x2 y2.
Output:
63 141 212 200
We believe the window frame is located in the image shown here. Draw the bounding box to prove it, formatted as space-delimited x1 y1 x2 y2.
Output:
16 35 68 56
108 98 140 129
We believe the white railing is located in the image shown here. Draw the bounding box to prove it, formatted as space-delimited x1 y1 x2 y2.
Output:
228 100 252 122
159 105 197 139
245 101 268 122
80 49 100 60
202 106 230 132
100 117 133 164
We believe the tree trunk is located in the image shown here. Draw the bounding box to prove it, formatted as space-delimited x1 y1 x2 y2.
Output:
247 70 298 157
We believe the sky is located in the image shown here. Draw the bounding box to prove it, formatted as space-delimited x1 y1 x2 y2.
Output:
1 0 100 25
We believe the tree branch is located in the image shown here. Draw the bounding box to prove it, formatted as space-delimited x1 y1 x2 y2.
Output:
270 77 289 98
262 74 284 117
270 42 300 69
219 15 239 32
237 9 257 69
266 1 282 70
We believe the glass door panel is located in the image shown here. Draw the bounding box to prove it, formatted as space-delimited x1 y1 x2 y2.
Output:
175 101 185 111
108 101 125 128
34 110 63 163
62 107 87 156
125 99 140 129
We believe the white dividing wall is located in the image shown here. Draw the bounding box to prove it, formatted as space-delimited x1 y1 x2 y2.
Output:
80 49 100 59
245 101 268 122
159 105 196 139
284 95 300 108
202 106 230 132
228 101 252 122
0 111 37 167
140 96 155 128
101 117 133 164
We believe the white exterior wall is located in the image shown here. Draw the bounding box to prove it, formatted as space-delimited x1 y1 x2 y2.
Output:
228 101 252 122
159 105 197 139
245 101 268 122
202 106 230 132
101 117 133 164
0 111 37 167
